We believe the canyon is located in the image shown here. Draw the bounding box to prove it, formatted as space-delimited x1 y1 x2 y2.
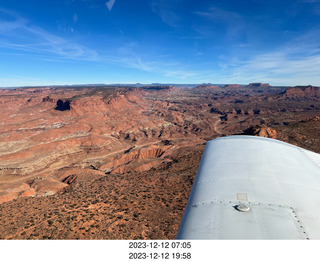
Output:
0 84 319 239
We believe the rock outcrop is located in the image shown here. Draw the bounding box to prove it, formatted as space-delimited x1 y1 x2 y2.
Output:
100 145 172 174
243 125 277 139
282 86 320 98
42 96 55 103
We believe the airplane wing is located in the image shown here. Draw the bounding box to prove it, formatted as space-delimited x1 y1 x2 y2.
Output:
176 135 320 239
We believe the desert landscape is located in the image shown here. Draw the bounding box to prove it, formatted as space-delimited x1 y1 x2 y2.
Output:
0 83 319 239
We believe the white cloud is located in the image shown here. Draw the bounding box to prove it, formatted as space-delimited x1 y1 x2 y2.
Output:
106 0 116 11
73 13 78 23
150 0 183 28
119 56 154 72
214 27 320 86
0 8 27 33
221 49 320 85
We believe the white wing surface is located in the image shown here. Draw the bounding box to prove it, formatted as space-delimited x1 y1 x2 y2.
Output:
177 135 320 239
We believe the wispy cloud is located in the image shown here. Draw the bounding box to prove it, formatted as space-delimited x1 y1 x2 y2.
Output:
0 74 71 87
0 7 189 81
105 41 208 81
164 70 199 80
0 8 99 61
118 56 154 72
0 8 27 33
220 42 320 85
150 0 183 28
0 8 163 74
106 0 116 11
112 41 154 71
195 6 241 22
194 6 245 38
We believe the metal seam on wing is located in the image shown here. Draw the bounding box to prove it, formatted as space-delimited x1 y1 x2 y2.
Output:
188 200 295 209
186 201 310 239
299 148 320 169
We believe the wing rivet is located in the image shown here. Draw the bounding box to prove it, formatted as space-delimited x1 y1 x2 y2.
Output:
235 203 251 212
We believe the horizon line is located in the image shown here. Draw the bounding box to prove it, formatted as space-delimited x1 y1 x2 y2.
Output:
0 82 302 89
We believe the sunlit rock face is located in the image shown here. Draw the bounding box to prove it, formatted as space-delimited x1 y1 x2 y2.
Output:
282 86 320 98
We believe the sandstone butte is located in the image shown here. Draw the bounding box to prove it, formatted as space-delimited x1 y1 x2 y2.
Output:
247 83 271 88
282 85 320 98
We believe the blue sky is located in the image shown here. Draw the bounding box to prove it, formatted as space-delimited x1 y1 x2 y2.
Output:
1 0 320 87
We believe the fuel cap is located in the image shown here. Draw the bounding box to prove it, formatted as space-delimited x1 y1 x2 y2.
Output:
235 203 251 212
